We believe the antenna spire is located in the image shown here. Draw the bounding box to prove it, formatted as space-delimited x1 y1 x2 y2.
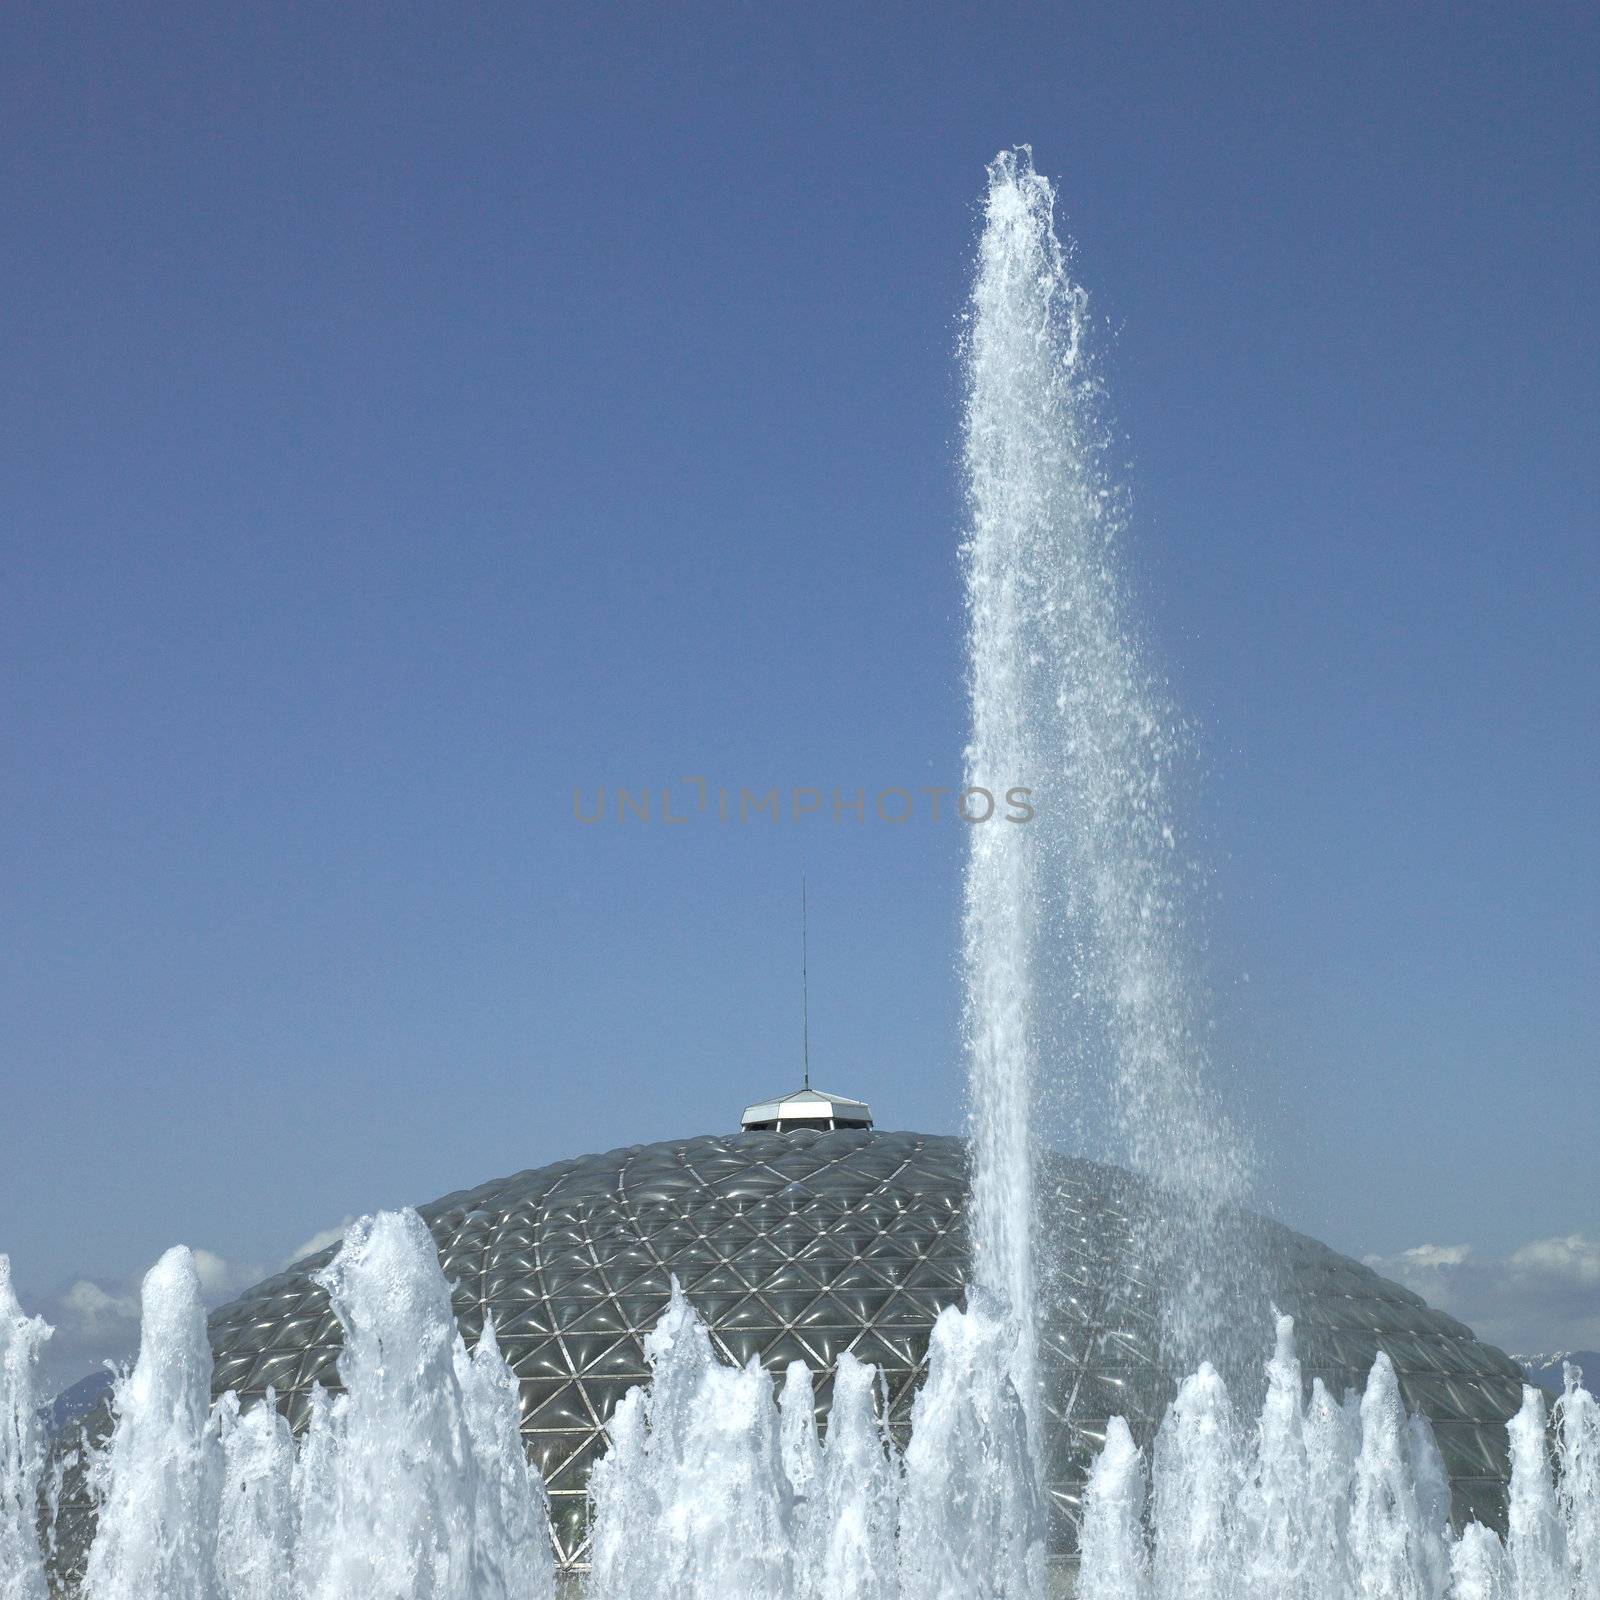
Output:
801 869 810 1091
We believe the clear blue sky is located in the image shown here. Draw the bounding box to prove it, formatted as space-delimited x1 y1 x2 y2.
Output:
3 2 1596 1384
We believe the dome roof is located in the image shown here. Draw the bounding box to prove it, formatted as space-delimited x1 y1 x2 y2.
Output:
200 1129 1524 1572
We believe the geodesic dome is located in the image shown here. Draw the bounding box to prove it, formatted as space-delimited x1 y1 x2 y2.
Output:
197 1127 1523 1572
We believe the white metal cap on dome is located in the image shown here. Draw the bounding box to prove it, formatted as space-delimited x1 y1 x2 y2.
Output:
740 1086 873 1132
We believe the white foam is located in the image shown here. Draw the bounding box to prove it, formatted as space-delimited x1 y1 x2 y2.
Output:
215 1389 294 1600
898 1302 1046 1600
293 1209 557 1600
1073 1324 1600 1600
81 1246 223 1600
1076 1417 1148 1600
0 1255 52 1600
1555 1366 1600 1595
1506 1385 1565 1599
802 1351 897 1600
585 1280 795 1600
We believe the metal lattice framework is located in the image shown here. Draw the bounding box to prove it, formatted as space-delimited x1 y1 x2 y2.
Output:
201 1129 1524 1571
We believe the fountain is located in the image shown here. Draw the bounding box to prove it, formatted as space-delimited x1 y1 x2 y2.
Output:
1238 1315 1310 1596
1450 1522 1511 1600
288 1209 557 1600
800 1351 899 1600
214 1388 294 1600
2 150 1595 1599
1557 1368 1600 1592
1 1255 52 1600
1504 1386 1564 1597
897 1305 1045 1598
6 1215 1591 1598
79 1247 224 1600
1150 1362 1239 1596
1068 1324 1600 1600
962 148 1254 1385
585 1280 795 1600
1075 1419 1148 1600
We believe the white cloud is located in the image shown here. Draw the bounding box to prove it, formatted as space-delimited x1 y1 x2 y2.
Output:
190 1249 266 1301
1392 1243 1472 1271
1366 1232 1600 1355
1507 1235 1600 1288
59 1279 138 1329
283 1220 354 1267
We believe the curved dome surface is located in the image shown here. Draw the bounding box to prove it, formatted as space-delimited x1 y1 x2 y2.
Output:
204 1129 1523 1571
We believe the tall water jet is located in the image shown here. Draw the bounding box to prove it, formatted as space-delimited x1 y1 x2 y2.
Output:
1555 1366 1599 1595
294 1208 556 1600
778 1362 822 1512
456 1316 557 1600
1239 1314 1309 1598
898 1305 1046 1600
961 145 1057 1414
801 1352 898 1600
1074 1417 1149 1600
583 1389 653 1599
214 1389 294 1600
585 1283 794 1600
1407 1413 1455 1599
0 1256 52 1600
1505 1385 1565 1600
1301 1377 1359 1594
1348 1351 1444 1600
961 146 1252 1393
1451 1522 1512 1600
80 1246 223 1600
1150 1362 1240 1597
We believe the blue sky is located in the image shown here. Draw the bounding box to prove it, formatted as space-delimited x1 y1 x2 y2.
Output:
2 1 1595 1388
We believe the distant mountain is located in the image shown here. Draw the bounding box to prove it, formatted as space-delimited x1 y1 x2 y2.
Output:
42 1369 115 1436
1513 1351 1600 1396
